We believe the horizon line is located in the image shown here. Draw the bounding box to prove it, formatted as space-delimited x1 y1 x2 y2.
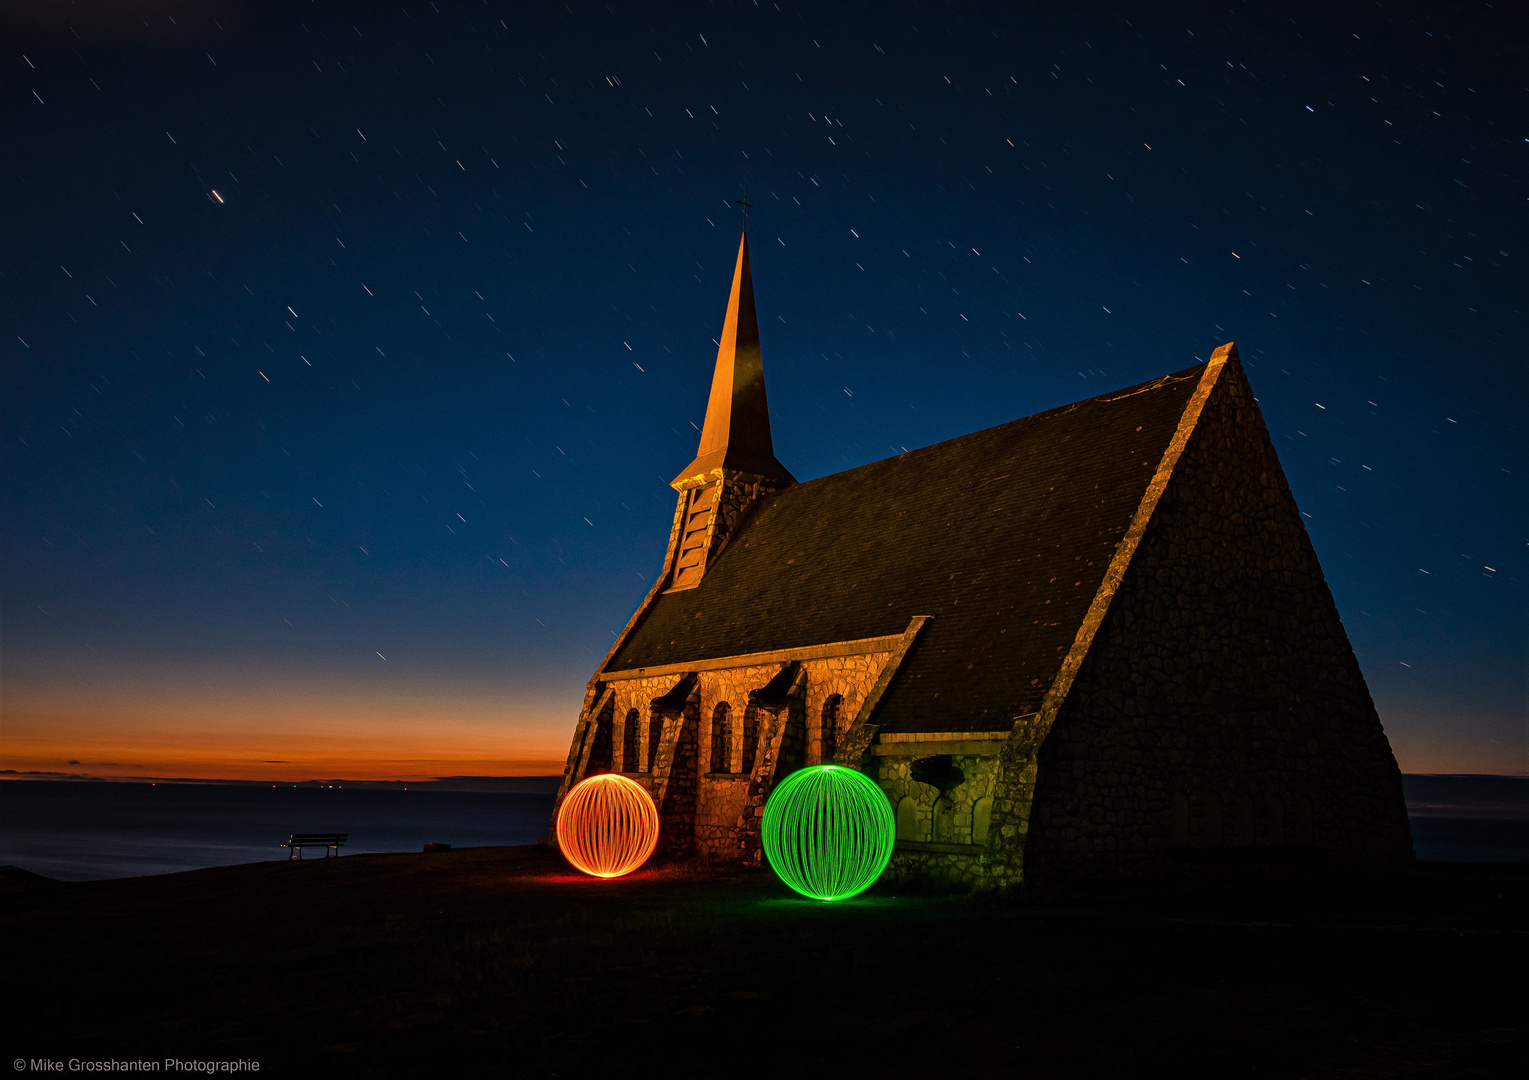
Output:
4 769 1526 786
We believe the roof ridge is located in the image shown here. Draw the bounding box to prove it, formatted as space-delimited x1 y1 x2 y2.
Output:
773 359 1211 496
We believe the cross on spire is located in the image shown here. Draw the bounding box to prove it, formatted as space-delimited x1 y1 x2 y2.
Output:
736 193 753 231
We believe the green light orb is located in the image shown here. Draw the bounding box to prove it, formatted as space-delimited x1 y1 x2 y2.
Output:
762 764 895 901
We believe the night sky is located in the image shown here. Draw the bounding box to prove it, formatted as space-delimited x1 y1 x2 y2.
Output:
2 0 1523 781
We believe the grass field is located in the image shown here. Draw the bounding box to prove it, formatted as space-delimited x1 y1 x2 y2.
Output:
4 847 1523 1077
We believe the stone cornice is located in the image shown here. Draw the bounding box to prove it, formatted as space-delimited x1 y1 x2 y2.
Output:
599 630 905 683
877 730 1014 743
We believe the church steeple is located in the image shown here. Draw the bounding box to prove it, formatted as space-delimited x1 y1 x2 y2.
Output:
664 232 793 591
671 233 795 489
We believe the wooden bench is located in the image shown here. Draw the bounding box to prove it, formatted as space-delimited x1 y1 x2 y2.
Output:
282 833 348 860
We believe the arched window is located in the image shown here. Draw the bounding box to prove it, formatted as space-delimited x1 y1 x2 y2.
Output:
710 703 732 774
972 796 993 845
932 795 955 842
820 694 843 763
647 713 664 773
621 709 640 773
740 706 759 775
895 796 920 841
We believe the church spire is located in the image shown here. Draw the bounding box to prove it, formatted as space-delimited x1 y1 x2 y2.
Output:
671 233 795 490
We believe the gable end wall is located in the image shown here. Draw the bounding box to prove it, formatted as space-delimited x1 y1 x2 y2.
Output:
1024 360 1413 888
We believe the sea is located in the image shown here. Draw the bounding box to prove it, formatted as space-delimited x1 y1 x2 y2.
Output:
0 779 558 881
1 774 1524 882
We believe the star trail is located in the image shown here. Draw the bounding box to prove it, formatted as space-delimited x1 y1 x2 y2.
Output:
1 0 1522 780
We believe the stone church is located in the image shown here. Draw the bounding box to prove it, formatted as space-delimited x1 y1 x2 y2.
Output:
552 233 1412 890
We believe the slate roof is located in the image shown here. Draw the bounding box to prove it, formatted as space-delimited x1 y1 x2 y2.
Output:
605 362 1208 734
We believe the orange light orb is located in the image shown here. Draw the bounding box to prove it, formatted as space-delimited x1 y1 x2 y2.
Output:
555 773 660 878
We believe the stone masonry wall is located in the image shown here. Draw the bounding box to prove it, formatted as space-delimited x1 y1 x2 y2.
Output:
876 753 1003 889
730 675 807 865
711 469 778 553
699 651 888 861
655 699 699 859
593 651 890 862
672 467 782 589
1022 360 1413 889
877 755 1002 845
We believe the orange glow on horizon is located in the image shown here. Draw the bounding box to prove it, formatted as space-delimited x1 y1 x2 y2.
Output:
0 659 578 782
1385 720 1528 778
1 658 1520 782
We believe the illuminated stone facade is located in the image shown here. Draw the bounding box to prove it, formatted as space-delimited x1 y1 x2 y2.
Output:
551 236 1412 892
569 648 893 864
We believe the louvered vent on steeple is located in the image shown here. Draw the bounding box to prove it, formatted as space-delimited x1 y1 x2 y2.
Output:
664 232 794 592
671 481 719 589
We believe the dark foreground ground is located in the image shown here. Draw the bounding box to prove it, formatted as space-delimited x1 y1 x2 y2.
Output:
3 848 1524 1078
